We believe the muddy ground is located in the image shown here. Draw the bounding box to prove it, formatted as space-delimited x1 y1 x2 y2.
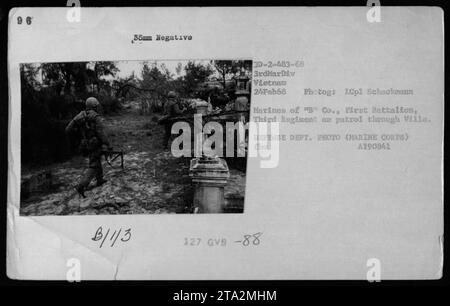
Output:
20 102 246 216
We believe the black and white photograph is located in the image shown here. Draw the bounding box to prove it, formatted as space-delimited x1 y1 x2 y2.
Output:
2 5 445 284
20 59 252 216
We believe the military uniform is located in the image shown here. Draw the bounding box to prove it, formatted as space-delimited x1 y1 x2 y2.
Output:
66 105 111 195
235 95 249 111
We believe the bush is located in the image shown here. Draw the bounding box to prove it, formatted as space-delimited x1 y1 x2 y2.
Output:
21 87 82 167
98 92 122 114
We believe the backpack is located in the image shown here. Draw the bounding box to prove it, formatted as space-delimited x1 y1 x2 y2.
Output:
76 110 100 155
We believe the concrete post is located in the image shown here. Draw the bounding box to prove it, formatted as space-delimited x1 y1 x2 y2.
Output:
194 99 209 115
189 156 230 213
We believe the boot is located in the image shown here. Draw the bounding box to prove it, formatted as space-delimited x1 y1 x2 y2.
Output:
76 186 86 198
96 178 108 187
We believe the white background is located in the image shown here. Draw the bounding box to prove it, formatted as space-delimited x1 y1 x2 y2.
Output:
7 7 444 280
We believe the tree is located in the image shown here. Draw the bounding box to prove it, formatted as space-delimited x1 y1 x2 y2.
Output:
40 61 119 96
235 60 252 73
93 61 119 79
41 63 74 95
20 63 40 90
183 61 214 95
212 60 253 89
112 73 140 99
212 60 239 89
140 62 172 95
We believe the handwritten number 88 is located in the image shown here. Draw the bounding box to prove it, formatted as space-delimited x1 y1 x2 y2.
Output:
242 232 262 246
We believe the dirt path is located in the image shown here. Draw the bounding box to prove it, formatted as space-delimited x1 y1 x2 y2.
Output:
20 103 246 216
21 106 192 215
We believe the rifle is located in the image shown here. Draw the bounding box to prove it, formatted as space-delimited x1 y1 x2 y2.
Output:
102 150 124 169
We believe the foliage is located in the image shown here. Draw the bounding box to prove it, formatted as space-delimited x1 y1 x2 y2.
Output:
20 60 251 166
182 61 214 96
20 61 120 166
212 60 252 88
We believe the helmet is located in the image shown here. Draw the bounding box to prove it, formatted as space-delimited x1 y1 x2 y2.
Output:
167 91 177 99
85 97 100 110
